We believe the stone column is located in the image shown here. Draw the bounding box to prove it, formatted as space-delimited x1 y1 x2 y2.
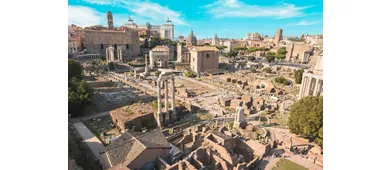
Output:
165 80 169 112
306 77 313 96
117 48 122 62
171 78 176 121
298 76 306 99
134 69 137 78
157 80 162 127
108 46 115 62
124 72 127 82
144 54 149 74
313 78 320 97
106 48 109 61
149 51 154 69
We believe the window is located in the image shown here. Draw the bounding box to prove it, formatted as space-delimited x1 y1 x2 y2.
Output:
206 54 210 58
126 44 129 49
193 58 195 62
100 44 104 49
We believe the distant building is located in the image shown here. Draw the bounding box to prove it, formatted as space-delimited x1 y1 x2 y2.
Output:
186 30 197 47
211 33 220 45
124 18 174 40
149 45 172 68
83 29 140 61
190 46 220 73
68 34 77 54
274 29 283 46
244 32 262 40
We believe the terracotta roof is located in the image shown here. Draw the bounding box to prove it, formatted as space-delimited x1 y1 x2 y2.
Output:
103 130 170 167
191 46 219 51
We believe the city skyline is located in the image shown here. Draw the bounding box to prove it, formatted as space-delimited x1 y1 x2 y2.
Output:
68 0 323 38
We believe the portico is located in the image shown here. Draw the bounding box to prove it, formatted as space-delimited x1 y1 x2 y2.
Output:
298 72 323 99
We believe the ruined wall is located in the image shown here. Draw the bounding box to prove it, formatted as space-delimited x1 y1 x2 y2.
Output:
128 148 170 169
233 138 254 162
84 29 140 60
122 113 158 131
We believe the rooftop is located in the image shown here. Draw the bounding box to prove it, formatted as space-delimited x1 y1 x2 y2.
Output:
103 130 170 167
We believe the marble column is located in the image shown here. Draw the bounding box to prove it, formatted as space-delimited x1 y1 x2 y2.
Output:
118 48 122 62
313 78 320 97
133 69 137 78
298 76 306 99
124 72 127 81
165 80 169 112
157 80 162 127
144 54 148 74
171 78 176 121
106 48 109 61
305 77 313 96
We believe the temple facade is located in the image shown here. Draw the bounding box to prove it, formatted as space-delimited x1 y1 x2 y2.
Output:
298 51 323 99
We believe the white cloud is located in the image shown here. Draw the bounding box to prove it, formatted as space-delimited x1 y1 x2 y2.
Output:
82 0 189 26
204 0 313 19
68 6 104 27
296 20 316 26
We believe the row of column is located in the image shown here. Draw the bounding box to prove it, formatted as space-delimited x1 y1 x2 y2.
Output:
299 74 323 99
156 78 176 127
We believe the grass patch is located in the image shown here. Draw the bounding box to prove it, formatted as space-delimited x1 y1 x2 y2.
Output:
272 158 308 170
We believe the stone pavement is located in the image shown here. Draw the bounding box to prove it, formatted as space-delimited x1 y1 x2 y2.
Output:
73 122 105 160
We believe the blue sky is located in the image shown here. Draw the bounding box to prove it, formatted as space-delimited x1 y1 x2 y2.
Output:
68 0 323 38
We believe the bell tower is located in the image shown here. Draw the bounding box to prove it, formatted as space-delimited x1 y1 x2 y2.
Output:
107 11 114 29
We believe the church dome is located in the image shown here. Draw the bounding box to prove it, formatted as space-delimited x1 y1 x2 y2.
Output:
186 30 197 47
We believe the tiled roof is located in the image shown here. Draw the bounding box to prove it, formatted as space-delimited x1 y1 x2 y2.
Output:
104 133 143 166
136 130 171 148
103 130 170 167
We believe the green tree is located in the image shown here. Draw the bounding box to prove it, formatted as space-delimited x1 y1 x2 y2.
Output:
248 47 260 53
275 77 290 85
227 51 239 58
315 127 323 147
259 47 270 51
233 46 248 51
68 77 92 117
262 67 272 73
294 69 305 84
185 71 194 77
155 71 161 77
216 45 228 53
250 67 256 73
68 59 82 80
203 43 210 46
275 53 286 60
108 62 115 70
248 56 255 61
288 96 323 143
267 51 276 56
277 47 288 55
266 55 275 63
